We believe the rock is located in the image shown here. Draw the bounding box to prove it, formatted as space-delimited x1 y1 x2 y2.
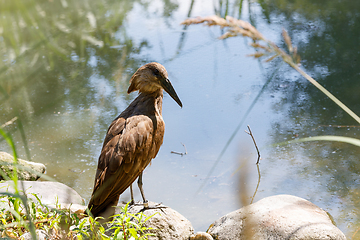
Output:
0 180 84 207
190 232 214 240
0 152 46 181
114 202 194 240
19 230 48 240
208 194 346 240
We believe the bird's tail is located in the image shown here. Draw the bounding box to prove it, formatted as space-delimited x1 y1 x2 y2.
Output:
87 195 120 220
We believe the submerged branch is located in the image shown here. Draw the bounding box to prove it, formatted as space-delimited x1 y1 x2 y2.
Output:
250 164 261 204
244 125 260 164
171 143 188 156
244 125 261 204
1 117 18 128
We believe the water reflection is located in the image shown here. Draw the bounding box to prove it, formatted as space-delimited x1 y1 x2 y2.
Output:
0 0 360 237
261 0 360 236
0 0 151 125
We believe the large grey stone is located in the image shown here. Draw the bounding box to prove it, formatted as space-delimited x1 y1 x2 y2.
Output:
114 202 194 240
0 180 84 206
0 151 46 181
208 194 346 240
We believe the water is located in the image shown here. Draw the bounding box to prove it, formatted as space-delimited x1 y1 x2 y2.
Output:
1 0 360 237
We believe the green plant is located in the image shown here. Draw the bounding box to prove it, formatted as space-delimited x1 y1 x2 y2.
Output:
0 126 155 239
108 202 157 240
1 190 156 239
0 193 39 239
70 214 108 240
0 127 37 239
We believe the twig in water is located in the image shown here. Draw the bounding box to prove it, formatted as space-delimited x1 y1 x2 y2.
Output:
1 117 18 128
171 143 188 156
244 125 261 164
352 226 360 239
243 125 262 203
250 164 261 204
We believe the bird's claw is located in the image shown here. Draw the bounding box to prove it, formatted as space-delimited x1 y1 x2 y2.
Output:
128 200 149 208
144 202 168 210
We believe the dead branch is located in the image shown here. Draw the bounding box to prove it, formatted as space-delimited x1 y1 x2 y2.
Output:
1 117 18 128
171 143 188 156
244 125 261 164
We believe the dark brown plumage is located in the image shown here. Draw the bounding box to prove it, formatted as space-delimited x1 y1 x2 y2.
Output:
88 62 182 218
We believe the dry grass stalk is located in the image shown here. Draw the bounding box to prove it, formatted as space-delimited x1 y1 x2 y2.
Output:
181 15 360 124
282 29 293 52
181 15 299 65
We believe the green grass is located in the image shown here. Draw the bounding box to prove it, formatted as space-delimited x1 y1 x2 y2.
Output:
0 128 155 240
0 192 156 239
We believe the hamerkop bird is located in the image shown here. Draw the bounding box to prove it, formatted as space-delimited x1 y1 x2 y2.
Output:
88 62 182 218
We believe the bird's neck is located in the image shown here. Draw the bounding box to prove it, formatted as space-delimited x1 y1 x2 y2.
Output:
153 90 163 116
137 90 163 116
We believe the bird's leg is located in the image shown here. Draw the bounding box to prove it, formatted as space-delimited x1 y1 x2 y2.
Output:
138 172 149 208
130 184 134 205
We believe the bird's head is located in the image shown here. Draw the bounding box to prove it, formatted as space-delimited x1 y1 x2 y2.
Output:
128 62 182 107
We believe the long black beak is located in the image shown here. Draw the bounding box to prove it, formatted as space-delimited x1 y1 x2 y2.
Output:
160 78 183 108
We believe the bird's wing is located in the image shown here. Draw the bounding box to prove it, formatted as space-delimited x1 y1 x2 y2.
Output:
88 114 163 214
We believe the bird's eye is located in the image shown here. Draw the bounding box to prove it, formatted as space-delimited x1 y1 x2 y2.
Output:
153 69 160 77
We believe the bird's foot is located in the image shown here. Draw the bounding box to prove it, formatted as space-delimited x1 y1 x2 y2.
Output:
128 201 168 213
128 200 149 208
154 202 164 207
143 202 168 210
